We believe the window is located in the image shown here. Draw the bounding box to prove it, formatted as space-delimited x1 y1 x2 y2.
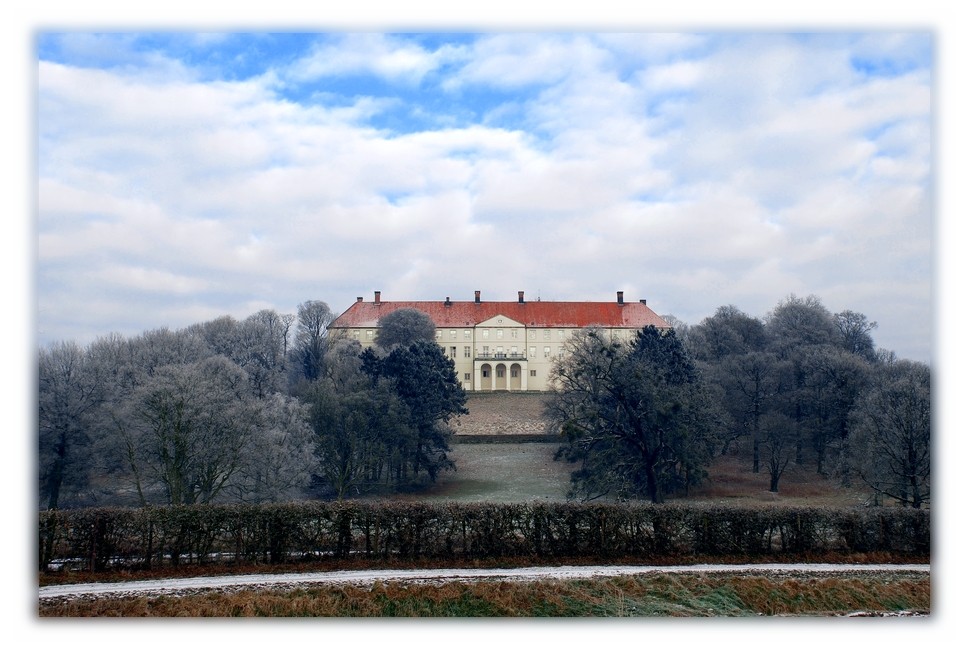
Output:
482 329 490 339
511 346 518 356
543 330 551 340
464 330 471 340
544 346 551 358
436 330 442 339
449 346 457 358
464 346 471 358
529 346 536 357
530 370 537 377
483 346 490 355
482 369 490 378
558 329 564 340
497 329 503 339
528 330 535 339
450 330 456 339
511 329 518 339
497 368 505 378
366 330 373 340
464 373 471 381
511 369 519 378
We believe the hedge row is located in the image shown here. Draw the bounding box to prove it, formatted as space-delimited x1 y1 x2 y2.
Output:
39 501 930 572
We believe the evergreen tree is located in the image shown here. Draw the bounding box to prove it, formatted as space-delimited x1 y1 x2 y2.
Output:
365 340 469 482
547 326 722 503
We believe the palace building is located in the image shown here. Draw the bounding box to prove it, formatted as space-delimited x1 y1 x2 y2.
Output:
328 290 670 392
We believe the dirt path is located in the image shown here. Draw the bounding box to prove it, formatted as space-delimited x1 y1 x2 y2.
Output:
39 563 929 600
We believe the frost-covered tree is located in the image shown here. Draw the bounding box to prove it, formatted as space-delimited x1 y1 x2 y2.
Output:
38 341 104 509
292 300 334 384
114 356 262 505
848 360 930 508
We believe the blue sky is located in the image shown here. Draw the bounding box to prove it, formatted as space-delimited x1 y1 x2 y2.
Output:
36 30 934 360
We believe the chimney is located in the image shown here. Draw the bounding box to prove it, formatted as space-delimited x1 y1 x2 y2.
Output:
445 296 452 306
374 290 381 305
474 290 481 304
518 290 525 303
617 291 624 305
356 296 363 303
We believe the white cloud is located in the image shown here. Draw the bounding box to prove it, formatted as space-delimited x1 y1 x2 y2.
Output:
640 60 704 91
286 34 459 84
35 33 933 362
446 34 607 90
88 265 215 294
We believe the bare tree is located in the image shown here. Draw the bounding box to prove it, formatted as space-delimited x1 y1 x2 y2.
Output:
835 310 878 361
292 300 334 383
116 356 261 506
229 393 316 503
760 411 796 492
238 309 295 397
38 341 103 510
721 351 782 473
848 360 930 508
766 294 839 351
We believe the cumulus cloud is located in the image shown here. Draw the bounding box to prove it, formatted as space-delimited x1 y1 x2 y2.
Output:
36 32 932 361
285 33 461 85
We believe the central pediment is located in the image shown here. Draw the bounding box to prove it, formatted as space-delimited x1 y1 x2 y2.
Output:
476 314 525 328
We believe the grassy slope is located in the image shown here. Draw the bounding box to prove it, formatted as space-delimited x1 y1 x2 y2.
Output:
380 441 870 507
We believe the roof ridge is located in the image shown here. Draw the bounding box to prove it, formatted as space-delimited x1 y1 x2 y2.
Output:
330 297 669 330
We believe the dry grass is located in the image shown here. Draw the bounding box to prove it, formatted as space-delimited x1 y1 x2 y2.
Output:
688 453 870 507
39 572 930 617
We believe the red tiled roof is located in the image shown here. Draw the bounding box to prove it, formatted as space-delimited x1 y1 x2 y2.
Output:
330 297 670 330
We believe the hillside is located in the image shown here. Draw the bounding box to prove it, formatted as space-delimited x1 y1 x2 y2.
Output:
453 392 552 439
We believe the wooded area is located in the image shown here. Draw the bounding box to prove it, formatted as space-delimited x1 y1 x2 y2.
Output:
38 294 930 511
548 295 929 506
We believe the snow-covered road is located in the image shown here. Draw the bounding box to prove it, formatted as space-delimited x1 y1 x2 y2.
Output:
38 563 929 600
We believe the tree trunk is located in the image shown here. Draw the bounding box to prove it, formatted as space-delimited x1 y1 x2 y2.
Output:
45 432 69 511
769 471 780 493
752 435 760 473
645 464 662 503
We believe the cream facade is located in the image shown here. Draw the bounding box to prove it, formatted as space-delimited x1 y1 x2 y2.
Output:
329 290 670 392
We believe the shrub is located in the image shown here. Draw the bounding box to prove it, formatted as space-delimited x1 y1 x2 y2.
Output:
39 502 929 573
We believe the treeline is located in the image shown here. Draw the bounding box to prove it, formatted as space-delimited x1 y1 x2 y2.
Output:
679 295 929 506
38 302 467 511
545 294 929 508
39 294 929 512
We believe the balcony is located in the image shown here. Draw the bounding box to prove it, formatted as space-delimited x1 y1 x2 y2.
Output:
475 352 527 361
